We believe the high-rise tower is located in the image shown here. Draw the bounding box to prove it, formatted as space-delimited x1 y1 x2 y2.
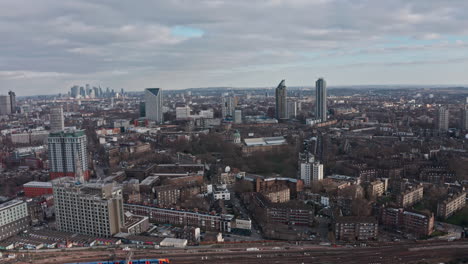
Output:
48 129 89 181
145 88 163 123
50 106 65 132
315 78 327 122
275 80 288 120
437 106 449 131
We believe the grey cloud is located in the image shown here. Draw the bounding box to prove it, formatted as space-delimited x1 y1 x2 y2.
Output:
1 0 468 94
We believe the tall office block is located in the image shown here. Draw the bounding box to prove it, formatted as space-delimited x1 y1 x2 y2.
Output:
287 101 297 119
222 96 235 118
8 91 16 114
461 105 468 131
234 109 242 124
50 106 65 132
437 106 449 131
0 95 11 115
53 179 124 237
48 129 89 181
275 80 288 120
300 161 323 187
145 88 163 123
315 78 327 122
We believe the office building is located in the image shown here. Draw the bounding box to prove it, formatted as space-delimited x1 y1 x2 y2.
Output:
50 106 65 132
70 85 79 98
145 88 163 123
461 105 468 131
176 106 191 120
287 100 297 119
234 109 242 124
315 78 327 122
48 129 89 181
8 91 16 113
0 199 30 241
53 179 124 237
221 96 235 118
0 95 11 115
437 106 449 131
275 80 288 120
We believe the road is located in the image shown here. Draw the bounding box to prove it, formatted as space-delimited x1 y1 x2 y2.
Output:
12 240 468 264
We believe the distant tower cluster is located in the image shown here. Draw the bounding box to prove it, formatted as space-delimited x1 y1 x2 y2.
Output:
275 80 288 120
315 78 327 122
145 88 163 123
437 106 449 131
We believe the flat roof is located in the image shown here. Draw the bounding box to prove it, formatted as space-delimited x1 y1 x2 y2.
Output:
24 181 52 188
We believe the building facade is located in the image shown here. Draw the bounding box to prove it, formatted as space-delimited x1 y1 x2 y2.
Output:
145 88 163 123
334 216 378 241
437 106 449 131
381 208 434 237
0 199 30 241
437 191 466 219
275 80 288 120
396 185 424 208
124 204 233 232
53 179 124 237
0 95 11 115
50 106 65 132
48 129 89 181
23 181 53 197
315 78 327 122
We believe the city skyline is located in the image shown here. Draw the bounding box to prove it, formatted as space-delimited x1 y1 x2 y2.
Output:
1 0 468 95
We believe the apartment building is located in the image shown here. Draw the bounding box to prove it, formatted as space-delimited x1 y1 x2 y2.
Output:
0 199 30 241
437 190 466 219
396 185 424 208
124 204 233 232
334 216 378 241
381 208 434 237
53 178 124 237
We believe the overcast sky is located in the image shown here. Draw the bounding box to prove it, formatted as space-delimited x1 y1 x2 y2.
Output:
1 0 468 95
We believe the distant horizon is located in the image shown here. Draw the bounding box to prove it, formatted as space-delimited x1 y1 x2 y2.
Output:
11 83 468 98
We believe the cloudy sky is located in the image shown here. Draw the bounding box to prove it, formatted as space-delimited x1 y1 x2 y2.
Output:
1 0 468 95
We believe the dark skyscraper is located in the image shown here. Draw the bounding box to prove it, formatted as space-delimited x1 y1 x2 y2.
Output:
275 80 287 120
315 78 327 122
8 91 16 114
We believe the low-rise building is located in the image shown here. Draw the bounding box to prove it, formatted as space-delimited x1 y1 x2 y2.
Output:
381 208 434 237
437 190 466 219
396 185 424 208
23 181 53 197
334 216 378 241
124 204 233 232
261 184 290 203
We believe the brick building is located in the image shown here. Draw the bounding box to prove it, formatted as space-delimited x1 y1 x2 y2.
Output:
381 208 434 237
23 181 53 197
